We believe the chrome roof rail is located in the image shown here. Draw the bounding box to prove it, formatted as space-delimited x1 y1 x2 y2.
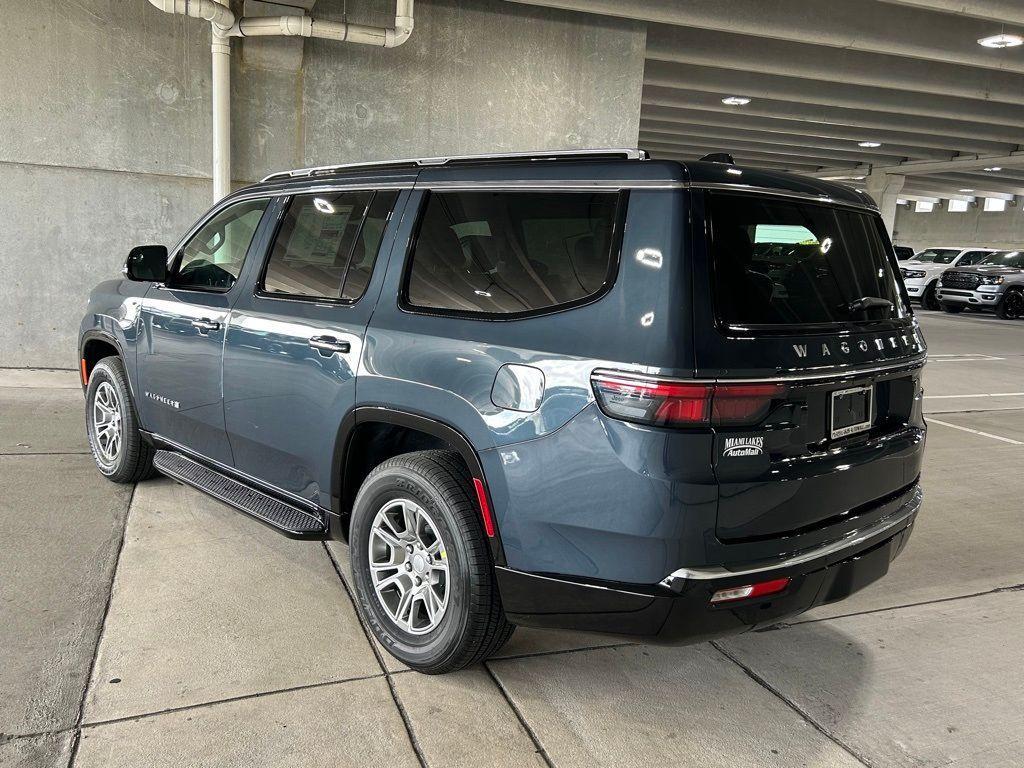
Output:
260 148 649 183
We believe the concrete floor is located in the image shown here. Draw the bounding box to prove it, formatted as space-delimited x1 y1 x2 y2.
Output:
2 311 1022 768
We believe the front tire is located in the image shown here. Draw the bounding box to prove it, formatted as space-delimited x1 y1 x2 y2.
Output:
996 289 1024 320
85 356 156 483
941 303 964 314
921 281 940 310
349 451 514 673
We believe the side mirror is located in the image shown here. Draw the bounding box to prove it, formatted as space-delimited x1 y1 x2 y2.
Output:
125 245 168 282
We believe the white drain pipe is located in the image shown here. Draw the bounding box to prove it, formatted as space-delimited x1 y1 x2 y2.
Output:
146 0 415 200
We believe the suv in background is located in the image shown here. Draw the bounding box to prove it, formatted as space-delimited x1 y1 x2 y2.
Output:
900 247 994 310
937 250 1024 319
78 150 926 673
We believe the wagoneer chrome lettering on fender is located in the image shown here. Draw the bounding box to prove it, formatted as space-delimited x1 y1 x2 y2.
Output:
78 148 926 673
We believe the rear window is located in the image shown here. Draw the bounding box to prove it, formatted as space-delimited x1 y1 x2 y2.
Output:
708 192 909 328
404 191 622 316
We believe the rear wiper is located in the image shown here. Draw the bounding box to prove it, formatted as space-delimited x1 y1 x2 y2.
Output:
846 296 894 314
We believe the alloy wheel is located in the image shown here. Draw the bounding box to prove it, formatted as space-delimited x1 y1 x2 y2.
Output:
368 498 450 635
91 381 123 468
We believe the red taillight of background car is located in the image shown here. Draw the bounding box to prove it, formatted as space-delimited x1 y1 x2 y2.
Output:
591 372 786 428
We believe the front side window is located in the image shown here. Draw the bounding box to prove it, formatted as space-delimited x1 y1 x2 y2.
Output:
404 191 622 316
708 192 909 328
173 199 269 291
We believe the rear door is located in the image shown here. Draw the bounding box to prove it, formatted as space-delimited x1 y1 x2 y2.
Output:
221 186 404 506
137 197 272 464
691 190 927 544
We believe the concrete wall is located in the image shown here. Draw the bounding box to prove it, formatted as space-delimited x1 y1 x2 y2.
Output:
0 0 646 368
894 202 1024 252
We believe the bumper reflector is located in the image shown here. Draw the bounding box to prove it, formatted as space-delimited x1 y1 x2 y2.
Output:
710 577 790 604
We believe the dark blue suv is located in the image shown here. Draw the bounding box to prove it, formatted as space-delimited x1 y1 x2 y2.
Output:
79 149 926 673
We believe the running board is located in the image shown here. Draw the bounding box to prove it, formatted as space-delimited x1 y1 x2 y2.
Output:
153 450 328 539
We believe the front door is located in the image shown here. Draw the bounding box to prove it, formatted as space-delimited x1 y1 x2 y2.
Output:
222 188 403 505
137 197 272 464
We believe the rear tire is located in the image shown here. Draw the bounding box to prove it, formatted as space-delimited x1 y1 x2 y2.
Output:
349 450 514 674
921 281 940 310
996 289 1024 320
941 303 964 314
85 357 156 483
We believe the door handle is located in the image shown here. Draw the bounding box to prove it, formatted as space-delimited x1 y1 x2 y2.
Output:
191 318 221 333
308 335 351 356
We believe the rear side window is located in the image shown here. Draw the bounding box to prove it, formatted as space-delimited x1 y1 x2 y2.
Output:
707 192 909 328
262 190 397 301
404 191 622 316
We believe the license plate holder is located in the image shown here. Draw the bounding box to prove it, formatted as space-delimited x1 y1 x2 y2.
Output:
830 385 873 439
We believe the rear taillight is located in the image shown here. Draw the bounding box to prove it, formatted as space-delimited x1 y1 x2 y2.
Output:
591 372 786 428
591 373 712 426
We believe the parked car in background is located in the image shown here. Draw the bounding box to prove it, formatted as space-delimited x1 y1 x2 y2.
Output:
894 245 916 262
937 250 1024 319
78 150 926 673
900 247 995 310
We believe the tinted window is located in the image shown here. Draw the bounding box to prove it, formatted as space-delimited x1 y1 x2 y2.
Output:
263 191 369 299
341 191 398 301
405 191 621 315
174 199 269 291
708 192 908 327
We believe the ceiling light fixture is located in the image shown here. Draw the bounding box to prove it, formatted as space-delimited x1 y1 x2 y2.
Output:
978 33 1024 48
858 141 882 148
984 166 1003 172
721 96 751 106
958 188 975 193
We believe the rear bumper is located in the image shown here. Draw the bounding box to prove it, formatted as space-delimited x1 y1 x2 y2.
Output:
496 487 920 644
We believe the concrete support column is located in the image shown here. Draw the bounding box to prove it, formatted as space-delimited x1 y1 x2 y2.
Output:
866 172 906 236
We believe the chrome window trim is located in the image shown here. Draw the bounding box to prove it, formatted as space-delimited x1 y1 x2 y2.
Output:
414 179 684 191
593 355 926 386
662 486 922 584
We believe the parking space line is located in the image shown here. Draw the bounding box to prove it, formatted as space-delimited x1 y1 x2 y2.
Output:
927 418 1023 445
925 392 1024 399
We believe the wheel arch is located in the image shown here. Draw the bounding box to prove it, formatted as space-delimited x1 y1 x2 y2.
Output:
330 407 506 564
80 330 125 388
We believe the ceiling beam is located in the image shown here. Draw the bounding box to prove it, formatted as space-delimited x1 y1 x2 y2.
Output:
505 0 1024 73
646 25 1024 105
915 173 1024 196
643 62 1024 128
875 0 1024 26
876 151 1024 176
638 130 909 165
642 87 1024 146
639 105 1015 156
640 120 950 161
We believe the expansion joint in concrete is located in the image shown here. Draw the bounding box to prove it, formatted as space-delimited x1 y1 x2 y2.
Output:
711 641 874 768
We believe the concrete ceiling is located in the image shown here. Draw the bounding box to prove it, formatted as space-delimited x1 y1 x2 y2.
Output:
507 0 1024 201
